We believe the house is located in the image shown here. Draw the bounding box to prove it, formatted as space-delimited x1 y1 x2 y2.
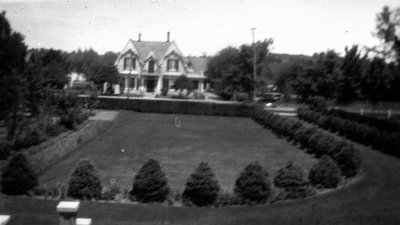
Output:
114 32 208 95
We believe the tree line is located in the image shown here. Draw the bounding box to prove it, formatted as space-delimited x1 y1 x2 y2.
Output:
206 6 400 104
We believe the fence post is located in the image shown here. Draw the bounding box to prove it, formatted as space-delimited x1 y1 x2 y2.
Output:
360 108 364 116
56 201 80 225
0 215 10 225
388 109 392 119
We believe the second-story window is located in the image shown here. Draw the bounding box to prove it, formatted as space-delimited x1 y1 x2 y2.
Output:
123 57 136 70
167 59 179 71
148 60 155 73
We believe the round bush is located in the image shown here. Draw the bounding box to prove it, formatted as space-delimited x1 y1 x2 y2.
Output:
130 159 170 203
308 155 341 188
1 154 38 195
274 161 312 199
234 162 271 204
67 159 102 200
182 162 220 206
335 145 362 178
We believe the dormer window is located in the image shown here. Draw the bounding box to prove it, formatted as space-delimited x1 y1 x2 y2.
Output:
123 57 136 70
148 60 155 73
167 59 179 71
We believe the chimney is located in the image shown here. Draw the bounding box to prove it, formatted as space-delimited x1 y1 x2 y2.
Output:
138 33 141 42
167 31 170 43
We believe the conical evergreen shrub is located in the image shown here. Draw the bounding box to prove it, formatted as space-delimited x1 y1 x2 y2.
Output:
130 159 170 203
1 154 38 195
274 161 312 199
335 145 362 178
67 159 102 200
308 155 341 188
182 162 220 206
234 162 271 204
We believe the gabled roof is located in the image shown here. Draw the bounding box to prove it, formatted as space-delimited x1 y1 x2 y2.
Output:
185 56 209 74
132 40 172 61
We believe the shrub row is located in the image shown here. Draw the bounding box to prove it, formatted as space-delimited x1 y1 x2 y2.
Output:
252 106 362 178
90 97 255 117
329 108 400 134
298 107 400 157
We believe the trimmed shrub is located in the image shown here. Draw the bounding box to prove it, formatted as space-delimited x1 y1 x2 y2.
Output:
0 142 10 160
335 145 362 178
182 162 220 207
234 162 271 204
101 183 121 201
274 161 312 199
67 159 102 200
308 155 341 188
1 154 38 195
130 159 170 203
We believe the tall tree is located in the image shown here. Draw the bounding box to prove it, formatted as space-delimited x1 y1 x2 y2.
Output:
0 11 28 141
375 6 400 64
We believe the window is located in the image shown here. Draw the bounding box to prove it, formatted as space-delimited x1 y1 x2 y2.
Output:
148 60 155 73
167 59 179 71
123 57 136 70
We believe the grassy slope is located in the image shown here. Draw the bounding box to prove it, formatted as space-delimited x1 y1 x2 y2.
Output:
40 111 315 191
1 111 400 225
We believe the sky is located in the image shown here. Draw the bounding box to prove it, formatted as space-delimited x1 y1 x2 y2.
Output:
0 0 398 56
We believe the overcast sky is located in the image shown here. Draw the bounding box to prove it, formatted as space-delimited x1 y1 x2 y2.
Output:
0 0 398 56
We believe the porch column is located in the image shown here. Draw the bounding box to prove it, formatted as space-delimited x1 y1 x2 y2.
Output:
124 76 129 93
156 75 163 94
134 76 138 90
139 76 145 91
199 80 204 93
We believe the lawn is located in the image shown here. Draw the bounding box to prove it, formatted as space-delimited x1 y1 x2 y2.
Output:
40 110 316 191
1 111 400 224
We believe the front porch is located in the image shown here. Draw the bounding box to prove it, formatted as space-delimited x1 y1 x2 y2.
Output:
118 74 206 96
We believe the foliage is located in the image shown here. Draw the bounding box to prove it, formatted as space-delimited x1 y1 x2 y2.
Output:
308 155 341 188
206 39 273 101
335 145 362 178
274 161 312 199
67 159 102 200
130 159 170 203
173 75 193 94
1 154 38 195
234 162 271 204
101 183 121 201
374 6 400 64
95 97 255 117
182 162 220 206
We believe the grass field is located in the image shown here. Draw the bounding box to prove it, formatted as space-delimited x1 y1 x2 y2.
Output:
40 111 316 191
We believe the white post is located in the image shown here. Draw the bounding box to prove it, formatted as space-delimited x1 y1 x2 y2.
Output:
199 80 204 93
156 75 163 94
124 76 129 94
134 76 138 90
0 215 10 225
360 108 364 116
76 218 92 225
388 109 392 119
56 201 80 225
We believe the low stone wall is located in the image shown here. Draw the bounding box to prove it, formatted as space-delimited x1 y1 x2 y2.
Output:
27 119 112 175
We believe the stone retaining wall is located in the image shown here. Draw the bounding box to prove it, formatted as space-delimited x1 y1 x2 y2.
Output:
27 120 112 175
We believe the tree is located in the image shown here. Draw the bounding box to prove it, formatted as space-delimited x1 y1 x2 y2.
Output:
1 154 38 195
206 39 273 101
375 6 400 64
337 45 366 103
130 159 170 203
173 75 193 95
308 155 341 188
335 145 362 178
0 11 28 142
67 159 102 200
234 162 271 204
182 162 220 206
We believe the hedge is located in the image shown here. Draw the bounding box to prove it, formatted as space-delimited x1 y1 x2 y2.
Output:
330 108 400 134
90 96 255 117
298 107 400 158
252 106 361 178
